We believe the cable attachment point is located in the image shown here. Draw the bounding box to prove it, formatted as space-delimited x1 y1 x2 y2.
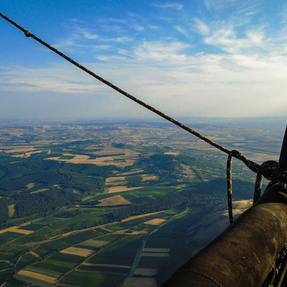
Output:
24 29 31 37
259 161 281 181
254 161 287 205
229 150 241 158
254 161 278 205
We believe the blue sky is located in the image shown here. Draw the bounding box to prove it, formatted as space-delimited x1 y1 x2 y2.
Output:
1 0 287 119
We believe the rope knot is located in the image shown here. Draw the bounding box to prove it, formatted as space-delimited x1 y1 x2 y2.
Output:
229 150 241 158
24 29 31 37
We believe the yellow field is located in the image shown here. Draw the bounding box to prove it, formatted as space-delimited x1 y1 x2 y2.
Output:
5 146 36 153
95 147 124 155
26 183 35 189
142 175 158 182
115 229 146 236
144 218 166 226
17 269 57 284
30 251 40 258
9 227 34 235
97 195 131 207
1 145 43 158
118 169 144 176
8 204 15 218
13 150 42 158
121 211 164 223
99 226 113 233
48 154 92 164
0 225 33 235
60 246 94 257
48 153 136 167
95 157 134 167
106 186 141 193
164 151 179 156
105 176 126 184
30 188 48 194
60 225 100 239
82 262 131 269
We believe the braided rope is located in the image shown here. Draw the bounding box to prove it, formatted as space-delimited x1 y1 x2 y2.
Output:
1 12 286 224
226 154 233 224
253 173 263 205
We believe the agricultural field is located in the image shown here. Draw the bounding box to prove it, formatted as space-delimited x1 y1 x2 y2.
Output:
0 119 284 287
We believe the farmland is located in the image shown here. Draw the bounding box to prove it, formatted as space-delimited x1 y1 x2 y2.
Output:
0 119 283 287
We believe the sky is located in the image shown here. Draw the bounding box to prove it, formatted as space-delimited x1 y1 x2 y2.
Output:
1 0 287 120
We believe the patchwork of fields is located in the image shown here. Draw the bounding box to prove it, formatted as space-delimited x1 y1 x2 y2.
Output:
0 120 282 287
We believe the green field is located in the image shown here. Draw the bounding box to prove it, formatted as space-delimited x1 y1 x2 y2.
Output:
61 271 125 287
0 120 281 286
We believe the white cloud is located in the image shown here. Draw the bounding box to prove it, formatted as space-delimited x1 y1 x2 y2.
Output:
2 4 287 119
134 41 189 62
77 27 99 40
246 30 265 45
152 2 184 11
54 27 132 51
194 19 209 35
200 23 266 53
132 24 145 32
54 26 99 50
91 44 111 50
107 36 132 43
1 46 287 118
203 0 260 29
175 25 190 38
203 0 256 15
0 64 104 94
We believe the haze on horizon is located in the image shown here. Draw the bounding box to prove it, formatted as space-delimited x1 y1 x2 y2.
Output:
1 0 287 120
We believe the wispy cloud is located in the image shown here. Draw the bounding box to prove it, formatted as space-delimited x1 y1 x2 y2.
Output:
54 26 99 50
77 27 99 40
194 19 209 35
132 24 145 32
204 0 238 12
2 0 287 118
152 2 184 11
174 25 190 38
54 23 133 52
2 43 287 117
104 36 132 43
203 26 266 53
203 0 260 27
134 41 189 63
0 65 104 94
